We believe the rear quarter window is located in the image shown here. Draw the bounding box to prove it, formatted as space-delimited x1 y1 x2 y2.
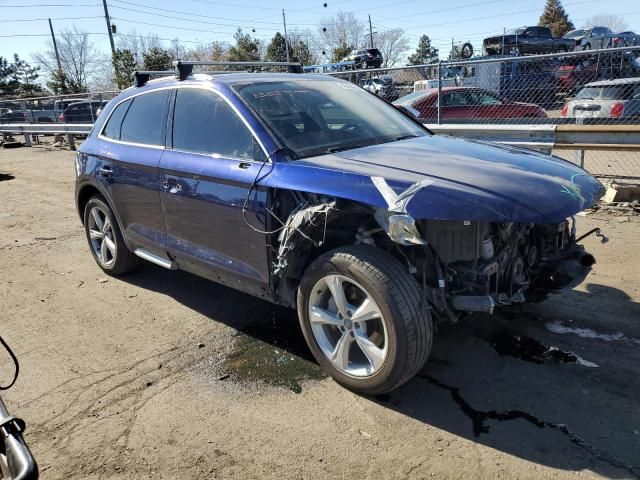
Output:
102 99 132 140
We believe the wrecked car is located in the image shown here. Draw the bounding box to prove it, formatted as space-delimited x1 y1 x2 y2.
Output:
75 63 606 394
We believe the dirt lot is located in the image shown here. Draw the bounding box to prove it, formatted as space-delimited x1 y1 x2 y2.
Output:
1 146 639 479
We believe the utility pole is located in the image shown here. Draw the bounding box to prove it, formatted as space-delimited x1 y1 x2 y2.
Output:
368 14 374 48
48 18 62 73
102 0 116 59
282 9 290 63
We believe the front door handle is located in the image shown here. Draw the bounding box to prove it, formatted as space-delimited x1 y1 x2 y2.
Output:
238 162 251 169
98 166 112 177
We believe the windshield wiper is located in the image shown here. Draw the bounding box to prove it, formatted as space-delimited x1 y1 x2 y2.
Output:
326 144 363 154
395 134 420 141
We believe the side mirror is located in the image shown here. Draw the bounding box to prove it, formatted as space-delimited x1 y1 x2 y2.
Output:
0 399 38 480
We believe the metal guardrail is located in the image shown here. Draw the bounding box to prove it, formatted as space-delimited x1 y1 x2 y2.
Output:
1 123 92 150
426 124 640 155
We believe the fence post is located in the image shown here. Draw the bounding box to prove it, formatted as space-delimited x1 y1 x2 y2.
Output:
437 60 442 125
23 132 32 147
66 134 76 151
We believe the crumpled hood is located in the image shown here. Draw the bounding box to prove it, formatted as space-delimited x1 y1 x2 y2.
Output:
285 136 604 223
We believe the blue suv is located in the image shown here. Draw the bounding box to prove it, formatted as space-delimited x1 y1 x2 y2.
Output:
75 63 605 394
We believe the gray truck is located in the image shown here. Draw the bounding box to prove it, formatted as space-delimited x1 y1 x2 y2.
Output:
483 26 576 56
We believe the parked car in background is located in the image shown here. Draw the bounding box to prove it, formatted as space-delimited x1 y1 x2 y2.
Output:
0 109 56 123
561 77 640 119
341 48 383 69
555 57 599 94
483 26 575 55
75 69 603 394
393 87 547 121
362 76 399 101
612 31 640 47
59 100 107 123
563 26 614 50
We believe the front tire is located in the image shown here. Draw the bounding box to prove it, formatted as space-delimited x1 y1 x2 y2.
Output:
83 195 139 275
297 246 432 395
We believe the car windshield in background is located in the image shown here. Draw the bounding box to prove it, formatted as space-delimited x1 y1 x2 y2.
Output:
564 29 588 38
506 27 526 35
576 85 636 100
234 80 427 159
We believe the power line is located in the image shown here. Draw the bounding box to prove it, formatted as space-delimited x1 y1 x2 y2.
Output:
0 3 100 7
111 16 272 37
190 0 281 10
0 16 102 22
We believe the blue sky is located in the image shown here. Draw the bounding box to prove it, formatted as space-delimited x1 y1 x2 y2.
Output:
2 0 640 65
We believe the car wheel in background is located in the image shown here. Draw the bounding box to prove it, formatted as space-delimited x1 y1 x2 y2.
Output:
83 195 139 275
363 61 369 69
297 245 433 395
584 43 591 50
510 45 521 56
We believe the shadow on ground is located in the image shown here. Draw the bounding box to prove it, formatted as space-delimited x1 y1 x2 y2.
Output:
0 173 15 182
122 264 640 478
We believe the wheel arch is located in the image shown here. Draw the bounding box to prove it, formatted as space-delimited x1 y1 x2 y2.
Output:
76 180 133 251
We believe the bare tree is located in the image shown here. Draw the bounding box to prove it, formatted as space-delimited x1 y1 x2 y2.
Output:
32 26 103 92
183 42 230 62
375 28 409 67
116 29 163 67
319 11 366 60
582 14 628 32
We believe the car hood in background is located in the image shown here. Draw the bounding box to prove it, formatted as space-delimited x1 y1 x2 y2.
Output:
265 136 605 223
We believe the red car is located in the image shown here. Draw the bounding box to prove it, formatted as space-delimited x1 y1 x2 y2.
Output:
555 58 598 94
393 87 547 121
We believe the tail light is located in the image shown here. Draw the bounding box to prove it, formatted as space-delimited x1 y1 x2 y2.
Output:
610 102 625 117
613 37 622 45
561 103 569 117
58 113 64 122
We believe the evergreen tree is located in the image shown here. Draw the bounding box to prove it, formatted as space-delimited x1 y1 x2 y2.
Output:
293 40 314 66
0 56 18 96
407 35 439 65
228 29 261 62
143 47 172 71
265 32 292 62
113 49 137 89
332 41 352 62
538 0 575 37
46 69 73 95
11 55 43 96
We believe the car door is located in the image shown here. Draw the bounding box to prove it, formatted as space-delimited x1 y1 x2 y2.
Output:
159 87 271 295
96 89 170 257
440 91 472 120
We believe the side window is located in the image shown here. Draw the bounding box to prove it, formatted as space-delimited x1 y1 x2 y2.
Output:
119 90 170 146
172 88 255 159
102 99 131 140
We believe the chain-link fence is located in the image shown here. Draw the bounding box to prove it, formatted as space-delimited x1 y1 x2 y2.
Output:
0 91 120 125
329 46 640 179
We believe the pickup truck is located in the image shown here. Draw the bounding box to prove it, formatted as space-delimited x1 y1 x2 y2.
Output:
483 26 575 56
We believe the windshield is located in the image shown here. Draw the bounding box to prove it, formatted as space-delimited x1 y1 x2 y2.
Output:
576 85 636 100
564 29 587 38
234 79 427 159
506 27 526 35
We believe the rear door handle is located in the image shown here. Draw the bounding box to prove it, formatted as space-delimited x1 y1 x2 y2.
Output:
162 179 182 194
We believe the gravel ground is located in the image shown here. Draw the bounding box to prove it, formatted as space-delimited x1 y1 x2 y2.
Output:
1 146 639 479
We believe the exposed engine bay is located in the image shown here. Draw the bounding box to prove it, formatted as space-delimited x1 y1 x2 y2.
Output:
268 192 607 321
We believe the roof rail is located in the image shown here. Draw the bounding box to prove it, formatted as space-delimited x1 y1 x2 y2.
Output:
173 60 303 80
132 70 173 87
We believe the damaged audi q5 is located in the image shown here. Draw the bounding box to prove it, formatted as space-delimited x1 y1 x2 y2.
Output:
75 63 606 394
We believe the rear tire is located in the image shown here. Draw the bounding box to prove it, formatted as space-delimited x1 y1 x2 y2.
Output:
83 195 139 276
297 246 432 395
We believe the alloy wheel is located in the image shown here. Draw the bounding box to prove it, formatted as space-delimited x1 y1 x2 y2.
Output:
308 275 388 377
87 206 116 267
